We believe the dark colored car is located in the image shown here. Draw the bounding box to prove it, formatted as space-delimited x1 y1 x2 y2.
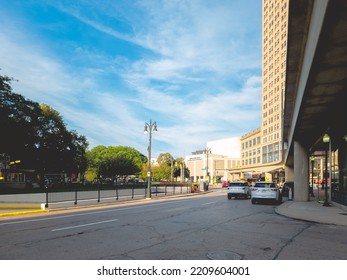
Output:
281 181 294 197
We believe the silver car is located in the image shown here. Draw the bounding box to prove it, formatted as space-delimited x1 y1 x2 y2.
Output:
251 181 282 204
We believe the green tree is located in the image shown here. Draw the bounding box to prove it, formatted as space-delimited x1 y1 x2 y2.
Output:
86 146 146 184
157 152 173 166
0 74 43 166
173 157 190 181
0 72 88 180
152 164 171 181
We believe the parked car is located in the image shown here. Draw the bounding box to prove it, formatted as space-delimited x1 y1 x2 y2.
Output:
227 181 251 199
251 181 282 204
222 181 230 188
281 181 294 198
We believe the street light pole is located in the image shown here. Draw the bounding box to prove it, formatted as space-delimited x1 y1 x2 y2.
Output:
205 148 211 184
322 134 331 207
310 156 315 198
144 120 157 199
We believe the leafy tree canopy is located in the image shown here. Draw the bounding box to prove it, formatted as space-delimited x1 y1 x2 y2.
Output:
86 145 146 182
0 72 88 176
157 152 173 166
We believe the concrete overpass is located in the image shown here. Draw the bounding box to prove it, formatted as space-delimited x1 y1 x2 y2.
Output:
283 0 347 202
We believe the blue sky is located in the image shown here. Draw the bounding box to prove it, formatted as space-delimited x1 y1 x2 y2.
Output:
0 0 262 158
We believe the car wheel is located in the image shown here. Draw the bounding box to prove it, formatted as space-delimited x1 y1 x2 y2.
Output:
227 194 232 200
251 198 256 204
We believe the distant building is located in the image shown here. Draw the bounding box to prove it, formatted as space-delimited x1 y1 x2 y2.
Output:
185 137 241 183
185 151 240 183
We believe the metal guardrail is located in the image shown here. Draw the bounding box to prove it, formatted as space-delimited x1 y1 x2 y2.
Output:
44 183 191 208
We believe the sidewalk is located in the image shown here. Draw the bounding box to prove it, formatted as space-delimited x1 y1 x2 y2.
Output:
275 199 347 226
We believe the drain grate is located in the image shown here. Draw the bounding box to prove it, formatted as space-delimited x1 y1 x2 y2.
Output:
207 250 242 260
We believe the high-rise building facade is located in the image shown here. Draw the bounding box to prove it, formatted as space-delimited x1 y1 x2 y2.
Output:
261 0 288 165
239 0 288 180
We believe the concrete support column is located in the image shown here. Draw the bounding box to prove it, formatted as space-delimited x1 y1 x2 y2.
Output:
294 141 309 201
285 165 294 182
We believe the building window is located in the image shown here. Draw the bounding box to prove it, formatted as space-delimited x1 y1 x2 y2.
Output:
268 144 273 153
263 155 267 164
274 143 279 151
274 151 279 161
263 146 267 154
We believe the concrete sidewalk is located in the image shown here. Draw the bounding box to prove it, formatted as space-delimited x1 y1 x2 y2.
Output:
275 199 347 226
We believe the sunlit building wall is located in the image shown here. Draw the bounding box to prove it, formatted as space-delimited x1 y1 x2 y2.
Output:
241 0 288 170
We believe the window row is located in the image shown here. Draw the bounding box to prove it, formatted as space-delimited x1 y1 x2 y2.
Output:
242 157 261 166
242 148 261 158
242 137 261 150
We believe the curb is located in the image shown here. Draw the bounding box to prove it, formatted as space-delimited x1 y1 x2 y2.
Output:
0 209 48 217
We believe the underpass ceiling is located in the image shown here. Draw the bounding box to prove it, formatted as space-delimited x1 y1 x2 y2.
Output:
284 0 347 159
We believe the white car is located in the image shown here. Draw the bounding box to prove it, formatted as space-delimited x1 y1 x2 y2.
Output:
227 181 251 199
251 181 282 204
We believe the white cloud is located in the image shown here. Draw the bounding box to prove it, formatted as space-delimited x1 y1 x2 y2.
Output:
0 0 262 158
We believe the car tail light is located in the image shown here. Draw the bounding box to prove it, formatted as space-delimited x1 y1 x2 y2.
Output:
270 188 278 192
252 188 257 191
242 187 245 190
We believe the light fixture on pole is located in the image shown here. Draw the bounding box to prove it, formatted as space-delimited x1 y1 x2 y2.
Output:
322 134 331 207
144 120 157 199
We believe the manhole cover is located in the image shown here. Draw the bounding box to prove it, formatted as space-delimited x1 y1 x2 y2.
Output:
207 250 242 260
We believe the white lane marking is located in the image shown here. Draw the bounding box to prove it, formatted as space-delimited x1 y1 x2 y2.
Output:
202 202 216 206
52 218 118 232
163 207 190 212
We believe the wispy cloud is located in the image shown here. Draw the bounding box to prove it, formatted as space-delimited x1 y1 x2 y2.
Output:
0 0 261 157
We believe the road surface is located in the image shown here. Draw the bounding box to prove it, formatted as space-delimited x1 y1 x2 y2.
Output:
1 189 346 259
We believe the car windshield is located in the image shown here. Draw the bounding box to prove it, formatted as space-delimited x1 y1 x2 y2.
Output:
254 183 276 188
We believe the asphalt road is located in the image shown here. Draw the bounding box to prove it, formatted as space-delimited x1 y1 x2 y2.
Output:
1 189 346 260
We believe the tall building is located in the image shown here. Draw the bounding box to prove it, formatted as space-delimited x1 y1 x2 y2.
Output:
238 0 288 182
261 0 288 164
